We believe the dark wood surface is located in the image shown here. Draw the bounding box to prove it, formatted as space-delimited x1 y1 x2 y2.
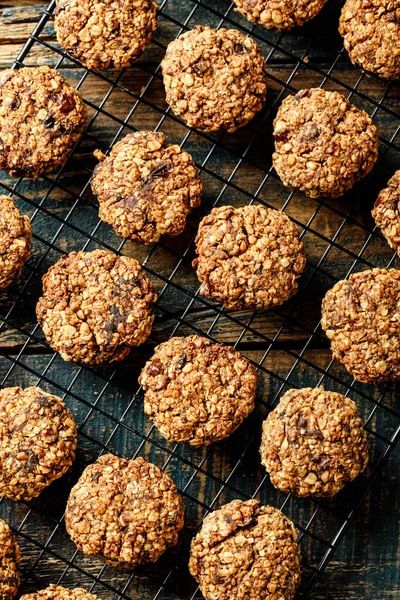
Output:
0 1 399 599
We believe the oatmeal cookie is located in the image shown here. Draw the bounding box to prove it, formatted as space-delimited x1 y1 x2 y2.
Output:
0 66 87 178
372 170 400 253
54 0 157 72
36 249 156 365
20 585 98 600
273 88 379 198
65 454 184 569
161 26 267 133
189 499 301 600
91 131 202 244
0 520 20 600
260 387 368 497
339 0 400 80
233 0 328 31
0 386 77 502
0 196 31 289
321 268 400 383
192 205 306 310
139 335 257 446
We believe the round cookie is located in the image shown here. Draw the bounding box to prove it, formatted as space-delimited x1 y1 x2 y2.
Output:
36 249 156 365
189 499 301 600
54 0 157 72
260 387 368 497
0 386 77 501
91 131 202 245
233 0 328 31
372 170 400 253
139 335 258 446
339 0 400 80
192 204 306 310
321 268 400 383
20 585 98 600
65 454 184 569
0 196 31 289
161 26 267 133
272 88 379 198
0 66 87 178
0 520 20 600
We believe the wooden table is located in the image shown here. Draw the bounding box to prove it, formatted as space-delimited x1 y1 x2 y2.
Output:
0 1 399 599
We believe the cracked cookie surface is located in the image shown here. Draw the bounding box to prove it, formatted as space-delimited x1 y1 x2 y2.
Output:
260 387 368 497
233 0 328 31
161 26 267 132
0 386 77 501
0 66 87 178
192 204 306 310
0 196 31 289
54 0 157 72
339 0 400 80
189 499 301 600
139 335 258 446
21 585 99 600
273 88 378 198
0 520 20 600
65 454 184 569
91 131 202 244
321 268 400 383
372 170 400 253
36 249 156 365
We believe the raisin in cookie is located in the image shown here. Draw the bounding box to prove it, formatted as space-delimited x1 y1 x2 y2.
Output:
260 387 368 497
65 454 184 569
54 0 157 72
339 0 400 80
189 499 301 600
0 66 87 178
372 170 400 253
36 249 156 365
161 26 267 133
193 205 306 310
0 196 31 289
20 585 99 600
0 520 20 600
139 335 258 446
233 0 328 31
91 131 202 244
0 386 77 501
321 268 400 383
273 88 378 198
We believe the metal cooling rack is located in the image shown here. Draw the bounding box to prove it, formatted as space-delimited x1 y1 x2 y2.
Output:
0 0 399 598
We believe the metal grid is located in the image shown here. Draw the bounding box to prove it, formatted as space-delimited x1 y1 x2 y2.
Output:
0 0 399 598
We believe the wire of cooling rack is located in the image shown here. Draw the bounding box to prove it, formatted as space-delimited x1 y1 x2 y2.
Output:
0 1 399 599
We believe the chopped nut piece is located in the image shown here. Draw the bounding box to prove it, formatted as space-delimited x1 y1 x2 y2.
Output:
139 335 258 446
0 386 77 501
189 499 301 600
260 387 368 496
321 268 400 383
0 520 20 600
65 454 184 569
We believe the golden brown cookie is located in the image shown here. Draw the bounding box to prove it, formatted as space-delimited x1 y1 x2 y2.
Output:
91 131 202 244
321 268 400 383
20 585 98 600
139 335 258 446
372 170 400 253
0 66 87 178
233 0 328 31
0 196 31 289
0 520 20 600
273 88 379 198
161 26 267 133
193 205 306 310
36 249 156 365
189 499 301 600
260 387 368 497
54 0 157 72
65 454 184 569
0 386 77 501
